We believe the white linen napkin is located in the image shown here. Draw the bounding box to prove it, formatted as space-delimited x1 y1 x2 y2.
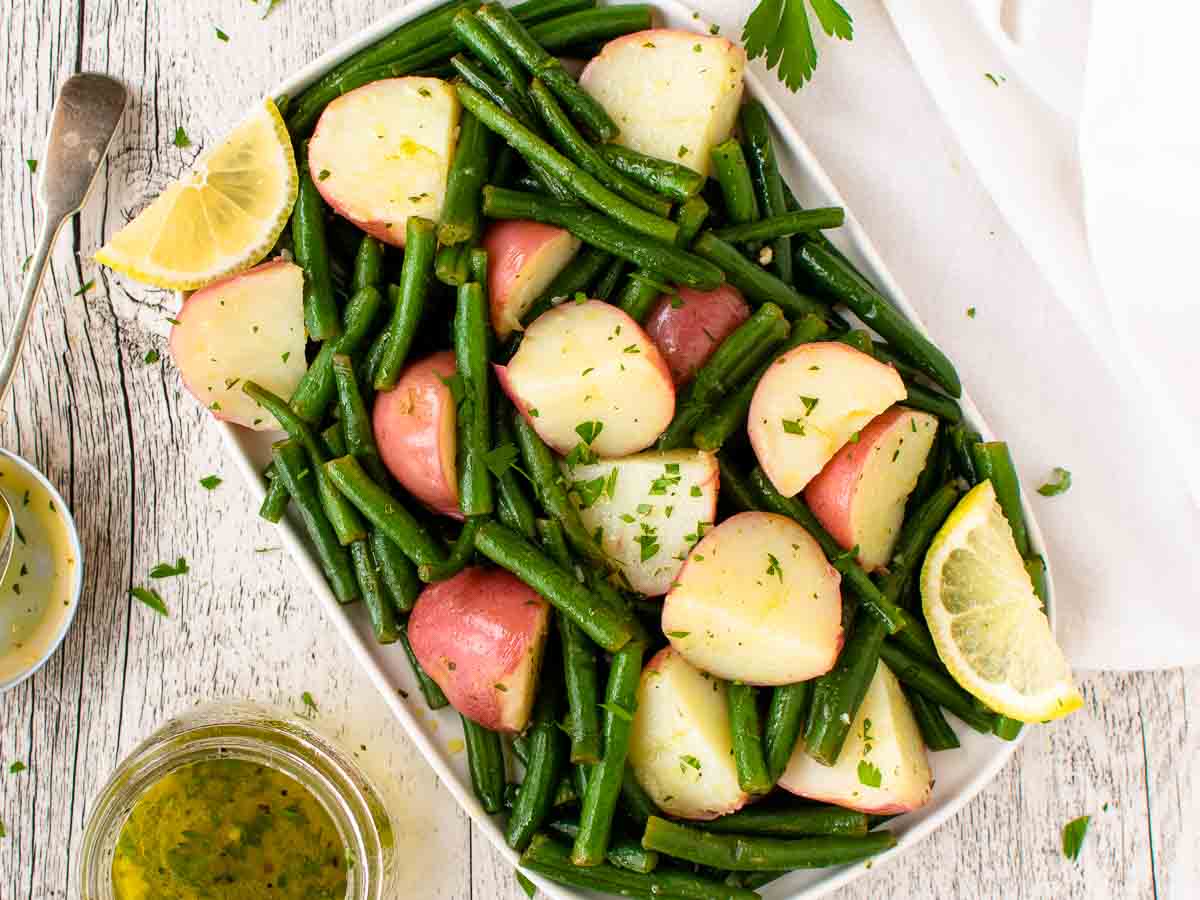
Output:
687 0 1200 670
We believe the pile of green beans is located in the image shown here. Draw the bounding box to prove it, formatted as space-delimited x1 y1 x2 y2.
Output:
255 4 1050 894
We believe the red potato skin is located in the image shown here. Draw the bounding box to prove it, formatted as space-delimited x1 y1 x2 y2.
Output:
373 350 461 519
483 220 576 338
643 284 750 385
785 786 918 817
408 567 551 732
803 405 911 558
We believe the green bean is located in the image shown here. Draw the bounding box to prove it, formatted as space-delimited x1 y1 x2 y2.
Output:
454 282 495 517
796 242 962 397
462 715 506 814
619 767 659 828
352 235 385 293
902 382 963 424
870 340 924 381
714 208 845 245
528 79 672 218
641 817 897 871
596 144 706 203
837 328 874 354
740 102 793 282
271 439 357 604
615 270 670 324
946 425 982 484
290 285 384 424
438 110 491 246
417 518 484 582
323 455 446 566
374 217 436 391
372 530 422 613
709 139 759 225
521 833 758 900
694 313 829 451
476 3 617 141
656 303 790 450
292 155 341 341
436 242 471 287
474 521 636 652
699 802 869 838
716 455 763 514
572 639 646 866
1026 554 1048 605
507 656 568 849
538 520 602 764
350 539 399 643
528 5 654 53
512 411 606 567
483 187 724 289
492 391 539 539
546 817 659 873
398 620 449 709
907 431 948 520
459 85 676 244
331 354 388 484
970 441 1030 557
906 688 961 751
453 11 531 104
693 232 829 319
727 682 772 795
244 381 368 545
259 477 290 524
592 257 628 301
674 195 710 249
878 642 998 733
520 245 613 327
763 681 811 784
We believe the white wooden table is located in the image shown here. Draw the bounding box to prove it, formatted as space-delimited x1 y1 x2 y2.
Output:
0 1 1196 898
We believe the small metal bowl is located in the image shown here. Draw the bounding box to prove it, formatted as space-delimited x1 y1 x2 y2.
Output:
0 447 83 694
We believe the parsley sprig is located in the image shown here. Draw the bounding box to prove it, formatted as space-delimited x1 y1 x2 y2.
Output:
743 0 853 91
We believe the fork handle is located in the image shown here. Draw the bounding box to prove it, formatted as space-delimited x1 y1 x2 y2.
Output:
0 215 67 405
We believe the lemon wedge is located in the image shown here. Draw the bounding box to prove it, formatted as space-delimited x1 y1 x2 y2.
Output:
95 99 297 290
921 481 1082 723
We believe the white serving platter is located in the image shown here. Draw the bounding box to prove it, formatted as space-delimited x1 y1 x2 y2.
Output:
215 2 1050 896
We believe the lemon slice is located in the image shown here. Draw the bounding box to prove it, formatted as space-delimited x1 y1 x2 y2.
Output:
921 481 1082 723
95 99 297 290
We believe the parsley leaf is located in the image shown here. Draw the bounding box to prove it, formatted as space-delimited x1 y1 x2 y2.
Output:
666 631 690 639
575 420 604 445
25 159 37 175
742 0 853 91
215 27 229 42
73 280 95 297
679 754 702 772
300 691 319 716
173 126 191 148
150 557 189 579
1062 815 1090 861
800 396 819 414
483 443 520 479
516 871 537 899
570 476 608 510
1037 467 1072 497
143 349 160 364
9 762 26 775
130 586 168 616
856 759 882 788
782 418 806 436
766 552 783 581
199 475 222 490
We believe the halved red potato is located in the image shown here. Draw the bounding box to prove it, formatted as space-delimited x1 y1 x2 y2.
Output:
496 300 674 458
805 407 939 570
171 259 307 430
373 350 460 518
562 450 718 596
580 30 745 177
644 284 750 385
662 511 842 685
749 343 906 498
628 647 750 820
408 567 551 733
309 77 459 247
779 661 932 814
482 220 581 340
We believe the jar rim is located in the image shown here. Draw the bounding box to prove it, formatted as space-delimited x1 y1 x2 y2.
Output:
80 701 394 900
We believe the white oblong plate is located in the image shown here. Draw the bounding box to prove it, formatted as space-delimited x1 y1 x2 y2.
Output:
214 2 1053 898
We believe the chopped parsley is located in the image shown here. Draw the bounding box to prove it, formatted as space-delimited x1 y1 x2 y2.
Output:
634 524 660 562
677 145 689 158
301 691 319 716
570 475 608 510
9 762 26 775
143 349 160 364
575 420 604 445
599 700 633 722
800 396 819 414
1061 815 1090 861
199 475 222 490
318 168 331 180
679 754 702 772
782 418 806 435
483 443 520 479
150 557 189 579
25 159 37 174
766 553 783 581
666 631 690 639
130 586 168 616
215 27 229 41
856 759 882 788
649 465 682 496
173 126 191 148
1037 467 1072 497
967 306 977 318
73 280 95 297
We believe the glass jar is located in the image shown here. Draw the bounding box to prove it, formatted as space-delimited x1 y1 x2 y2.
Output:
80 701 395 899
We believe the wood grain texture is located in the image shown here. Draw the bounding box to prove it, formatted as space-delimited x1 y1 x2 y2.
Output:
0 2 1195 899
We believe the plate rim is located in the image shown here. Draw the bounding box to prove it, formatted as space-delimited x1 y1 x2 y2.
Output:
211 1 1051 896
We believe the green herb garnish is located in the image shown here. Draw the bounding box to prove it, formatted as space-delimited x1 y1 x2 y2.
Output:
1062 815 1090 861
130 586 168 616
1037 467 1072 497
